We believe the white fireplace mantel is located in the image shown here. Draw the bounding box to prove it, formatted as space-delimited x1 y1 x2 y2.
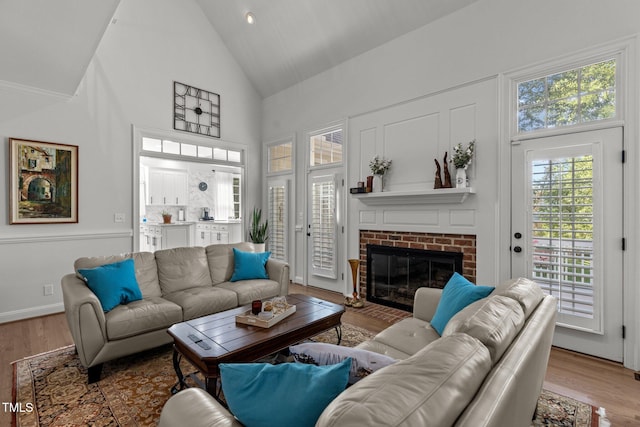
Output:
351 187 475 205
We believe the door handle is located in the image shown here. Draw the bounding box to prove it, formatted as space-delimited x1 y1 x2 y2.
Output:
513 246 522 253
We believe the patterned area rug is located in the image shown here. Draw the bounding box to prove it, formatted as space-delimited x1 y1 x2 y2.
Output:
12 324 595 427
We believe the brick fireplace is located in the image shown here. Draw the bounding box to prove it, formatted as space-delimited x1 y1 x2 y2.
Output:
357 230 477 310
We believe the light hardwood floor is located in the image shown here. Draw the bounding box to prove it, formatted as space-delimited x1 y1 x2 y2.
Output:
1 284 639 426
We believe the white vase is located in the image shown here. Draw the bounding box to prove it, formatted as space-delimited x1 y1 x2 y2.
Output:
455 168 467 188
373 174 385 192
253 243 266 252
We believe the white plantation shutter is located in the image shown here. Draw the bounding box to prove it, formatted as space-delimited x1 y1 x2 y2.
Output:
268 180 288 261
310 174 337 279
527 144 602 332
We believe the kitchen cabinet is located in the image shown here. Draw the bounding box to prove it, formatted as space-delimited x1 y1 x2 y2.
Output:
148 169 188 206
142 223 194 251
143 225 162 252
195 222 242 246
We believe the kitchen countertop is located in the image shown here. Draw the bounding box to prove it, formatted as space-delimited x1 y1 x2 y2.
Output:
143 221 196 226
142 220 242 226
196 219 242 224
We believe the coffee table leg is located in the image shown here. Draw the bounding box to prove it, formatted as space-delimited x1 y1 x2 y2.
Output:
335 325 342 345
171 346 188 394
206 376 220 398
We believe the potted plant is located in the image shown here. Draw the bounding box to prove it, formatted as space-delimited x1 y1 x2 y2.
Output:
249 207 268 252
369 155 392 192
162 210 172 224
450 140 475 188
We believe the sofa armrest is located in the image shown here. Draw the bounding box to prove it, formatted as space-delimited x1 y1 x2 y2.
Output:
266 258 290 296
61 273 108 367
159 388 243 427
412 287 442 322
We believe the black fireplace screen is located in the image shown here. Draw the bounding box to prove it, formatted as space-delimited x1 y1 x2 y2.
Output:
366 244 463 312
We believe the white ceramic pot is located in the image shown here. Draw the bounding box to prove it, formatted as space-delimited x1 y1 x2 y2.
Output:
373 174 385 192
456 168 467 188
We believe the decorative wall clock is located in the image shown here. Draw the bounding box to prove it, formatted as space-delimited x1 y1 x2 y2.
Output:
198 181 208 191
174 81 220 138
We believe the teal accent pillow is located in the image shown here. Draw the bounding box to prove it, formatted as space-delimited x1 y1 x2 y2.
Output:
430 272 494 335
220 358 351 427
77 258 143 312
230 248 271 281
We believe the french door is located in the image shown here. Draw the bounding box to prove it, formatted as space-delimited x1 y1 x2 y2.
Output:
306 169 344 292
511 128 623 362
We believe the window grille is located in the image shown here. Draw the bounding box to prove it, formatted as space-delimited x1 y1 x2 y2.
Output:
517 59 616 133
310 129 343 167
268 142 293 173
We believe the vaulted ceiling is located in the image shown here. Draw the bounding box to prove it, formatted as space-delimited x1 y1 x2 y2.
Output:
196 0 478 97
0 0 476 98
0 0 120 96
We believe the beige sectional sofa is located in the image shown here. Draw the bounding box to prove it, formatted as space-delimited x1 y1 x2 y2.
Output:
61 242 289 382
159 277 556 427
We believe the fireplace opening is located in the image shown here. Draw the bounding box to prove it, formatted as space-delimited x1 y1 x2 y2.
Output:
366 244 463 312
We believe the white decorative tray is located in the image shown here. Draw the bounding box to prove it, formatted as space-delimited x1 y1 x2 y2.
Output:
235 304 296 328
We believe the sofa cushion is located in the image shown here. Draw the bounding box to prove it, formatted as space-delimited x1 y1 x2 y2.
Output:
215 279 280 305
77 259 143 312
493 277 545 318
442 295 525 364
230 249 271 281
75 254 128 279
220 358 351 427
105 296 183 340
74 252 162 298
430 273 494 335
129 252 162 297
163 286 238 320
316 333 492 427
365 317 440 357
206 242 256 284
355 340 413 360
290 342 397 384
155 247 212 294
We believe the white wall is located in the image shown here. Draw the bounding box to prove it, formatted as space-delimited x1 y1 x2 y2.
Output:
0 0 262 322
261 0 640 369
347 78 498 283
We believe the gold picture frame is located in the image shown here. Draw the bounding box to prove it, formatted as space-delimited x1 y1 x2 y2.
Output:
9 138 78 224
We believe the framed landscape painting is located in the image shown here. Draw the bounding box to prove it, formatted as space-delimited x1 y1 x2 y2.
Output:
9 138 78 224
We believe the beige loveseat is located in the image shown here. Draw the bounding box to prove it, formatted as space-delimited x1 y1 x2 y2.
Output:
159 277 556 427
61 242 289 383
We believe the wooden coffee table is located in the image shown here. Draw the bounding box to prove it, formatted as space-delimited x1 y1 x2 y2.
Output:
167 294 345 396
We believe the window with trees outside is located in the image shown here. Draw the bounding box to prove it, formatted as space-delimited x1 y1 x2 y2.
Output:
531 154 595 318
517 59 616 133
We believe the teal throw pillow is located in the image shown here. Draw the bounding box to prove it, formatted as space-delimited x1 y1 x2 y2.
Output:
220 358 351 427
77 258 143 312
430 272 494 335
230 248 271 281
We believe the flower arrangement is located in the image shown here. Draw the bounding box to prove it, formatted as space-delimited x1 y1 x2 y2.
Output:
451 140 475 169
369 156 392 175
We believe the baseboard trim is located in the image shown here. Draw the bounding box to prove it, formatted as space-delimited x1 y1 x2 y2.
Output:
0 303 64 324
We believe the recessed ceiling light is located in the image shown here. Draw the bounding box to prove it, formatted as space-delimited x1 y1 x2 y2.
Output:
245 12 255 24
